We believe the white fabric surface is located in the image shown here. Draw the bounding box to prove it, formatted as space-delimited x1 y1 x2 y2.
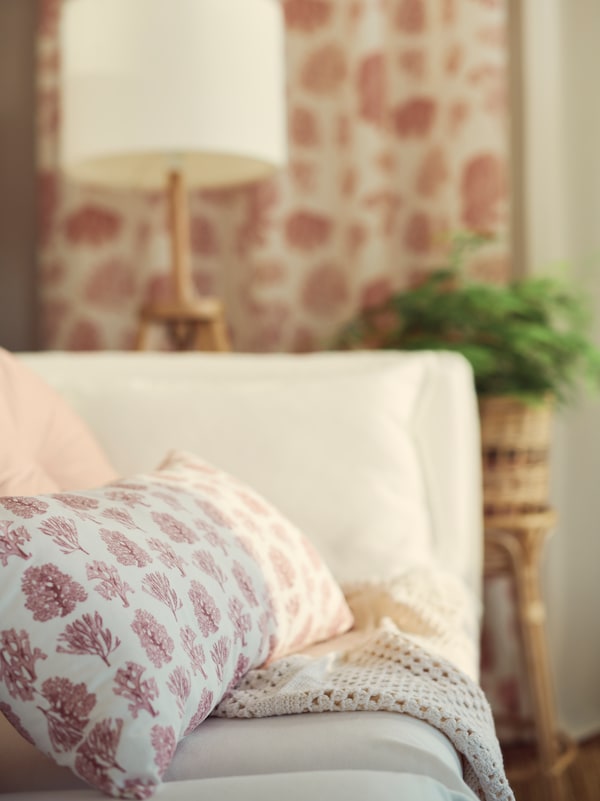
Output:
167 713 465 784
213 587 511 801
19 351 483 598
0 772 477 801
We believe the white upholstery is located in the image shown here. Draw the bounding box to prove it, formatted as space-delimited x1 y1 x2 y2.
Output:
20 350 482 599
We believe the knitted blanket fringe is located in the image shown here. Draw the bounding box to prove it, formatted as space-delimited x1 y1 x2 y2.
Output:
214 569 514 801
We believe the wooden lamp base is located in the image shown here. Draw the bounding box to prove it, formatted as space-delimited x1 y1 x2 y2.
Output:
135 297 230 352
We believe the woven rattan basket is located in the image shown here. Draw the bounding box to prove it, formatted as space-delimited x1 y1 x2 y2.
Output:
478 395 554 517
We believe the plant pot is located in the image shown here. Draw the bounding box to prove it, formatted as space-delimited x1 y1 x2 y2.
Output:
478 395 554 517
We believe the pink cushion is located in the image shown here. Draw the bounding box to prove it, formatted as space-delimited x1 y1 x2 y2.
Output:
0 450 353 798
159 451 354 662
0 348 117 495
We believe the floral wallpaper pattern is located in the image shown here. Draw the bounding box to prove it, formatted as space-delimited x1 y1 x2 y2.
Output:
38 0 509 352
36 0 524 744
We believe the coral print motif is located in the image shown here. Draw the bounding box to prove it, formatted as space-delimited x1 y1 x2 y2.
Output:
180 626 207 678
151 490 184 511
39 516 89 555
229 653 251 692
0 453 352 796
166 666 191 716
142 572 182 619
57 611 121 666
75 718 126 796
54 494 100 514
195 499 233 529
228 597 252 646
87 560 133 607
100 529 152 567
200 526 229 555
151 511 198 544
210 636 231 682
131 609 174 668
147 537 187 577
113 662 159 719
188 581 221 637
104 490 149 509
151 724 176 777
22 564 87 621
39 676 96 752
183 687 214 736
235 489 269 516
102 507 142 531
0 628 47 701
0 497 48 518
269 546 296 589
232 561 259 606
121 778 156 801
0 521 31 565
192 549 227 590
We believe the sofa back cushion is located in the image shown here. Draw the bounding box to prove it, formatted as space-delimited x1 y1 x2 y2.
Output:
18 351 483 594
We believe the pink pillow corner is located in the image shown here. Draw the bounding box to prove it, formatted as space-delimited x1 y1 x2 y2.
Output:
158 449 354 662
0 348 117 496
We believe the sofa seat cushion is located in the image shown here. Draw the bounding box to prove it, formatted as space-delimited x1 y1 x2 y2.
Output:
0 450 352 798
0 348 117 496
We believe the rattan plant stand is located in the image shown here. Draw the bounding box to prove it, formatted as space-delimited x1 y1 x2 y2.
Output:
484 508 577 801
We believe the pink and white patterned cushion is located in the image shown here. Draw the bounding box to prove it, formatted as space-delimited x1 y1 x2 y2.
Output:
0 450 353 799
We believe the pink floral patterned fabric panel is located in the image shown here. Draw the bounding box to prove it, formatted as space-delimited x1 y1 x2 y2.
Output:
0 451 353 798
37 0 509 351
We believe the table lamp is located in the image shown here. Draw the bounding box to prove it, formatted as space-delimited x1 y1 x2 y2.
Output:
60 0 287 351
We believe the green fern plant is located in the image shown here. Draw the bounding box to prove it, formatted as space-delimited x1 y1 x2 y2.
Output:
334 236 600 405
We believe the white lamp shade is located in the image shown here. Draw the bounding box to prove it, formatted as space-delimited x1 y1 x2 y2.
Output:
60 0 287 190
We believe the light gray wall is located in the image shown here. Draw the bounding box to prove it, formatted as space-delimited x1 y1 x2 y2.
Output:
0 0 37 351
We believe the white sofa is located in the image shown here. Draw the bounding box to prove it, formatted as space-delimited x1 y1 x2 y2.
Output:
0 350 512 801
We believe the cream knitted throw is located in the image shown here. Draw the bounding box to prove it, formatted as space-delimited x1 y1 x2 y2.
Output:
214 568 514 801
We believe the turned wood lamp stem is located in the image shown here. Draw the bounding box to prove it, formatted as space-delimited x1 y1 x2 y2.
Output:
134 169 231 352
168 169 194 305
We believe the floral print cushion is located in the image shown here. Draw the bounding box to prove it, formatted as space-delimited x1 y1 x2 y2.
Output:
0 450 353 799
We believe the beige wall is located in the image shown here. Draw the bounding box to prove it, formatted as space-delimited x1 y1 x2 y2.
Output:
0 0 37 351
551 0 600 739
517 0 600 738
